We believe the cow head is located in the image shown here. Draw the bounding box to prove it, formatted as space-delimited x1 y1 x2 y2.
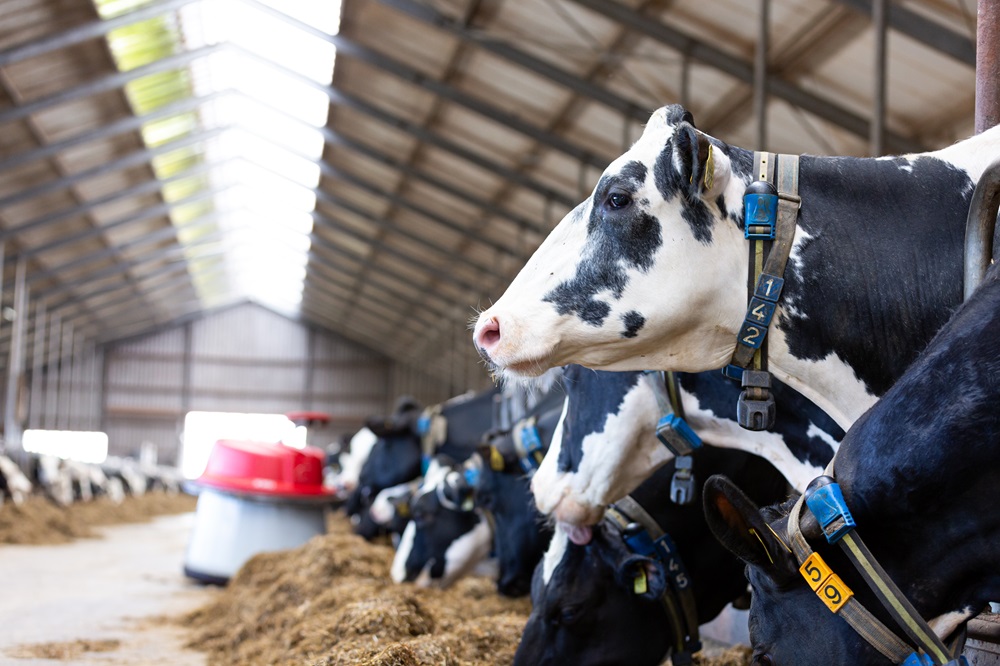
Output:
704 475 867 665
390 458 492 588
513 525 672 666
473 105 750 382
472 445 553 597
346 409 424 529
532 366 668 531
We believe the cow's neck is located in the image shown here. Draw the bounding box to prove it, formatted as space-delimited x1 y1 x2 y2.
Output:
746 150 980 428
824 274 1000 622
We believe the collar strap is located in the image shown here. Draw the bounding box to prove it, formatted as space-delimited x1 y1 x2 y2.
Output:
725 152 801 431
605 495 701 663
786 469 968 665
644 371 702 506
512 416 545 473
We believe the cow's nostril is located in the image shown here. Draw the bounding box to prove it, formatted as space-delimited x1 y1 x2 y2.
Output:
476 318 501 352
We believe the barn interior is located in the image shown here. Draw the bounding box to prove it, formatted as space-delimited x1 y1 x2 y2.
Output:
0 0 993 664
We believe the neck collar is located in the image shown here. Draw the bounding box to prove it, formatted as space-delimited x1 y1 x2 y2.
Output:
604 494 701 664
785 465 968 665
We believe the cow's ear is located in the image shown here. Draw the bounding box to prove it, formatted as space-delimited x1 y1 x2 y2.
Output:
617 553 668 601
703 475 793 574
365 416 393 437
672 123 727 200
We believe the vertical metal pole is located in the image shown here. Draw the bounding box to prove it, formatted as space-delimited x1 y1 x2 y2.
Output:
871 0 888 155
303 327 316 410
681 53 691 110
45 314 61 429
70 336 84 430
754 0 770 149
4 257 27 454
86 343 98 431
181 321 192 415
29 302 46 430
58 323 73 430
977 0 1000 133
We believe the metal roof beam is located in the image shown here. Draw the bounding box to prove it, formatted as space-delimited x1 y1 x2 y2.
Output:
0 0 200 67
0 90 229 175
325 86 576 207
315 160 524 263
321 127 548 235
566 0 927 154
0 160 215 244
26 213 222 289
309 208 485 299
377 0 653 121
0 127 224 211
304 246 456 321
833 0 975 66
231 8 608 168
0 44 222 127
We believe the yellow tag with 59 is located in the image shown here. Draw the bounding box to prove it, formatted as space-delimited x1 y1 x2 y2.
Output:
799 552 853 613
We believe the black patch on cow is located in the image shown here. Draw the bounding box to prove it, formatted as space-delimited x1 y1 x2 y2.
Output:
678 372 842 470
543 164 662 326
557 366 643 473
621 311 645 338
662 103 695 127
652 134 714 244
618 160 647 184
778 153 975 397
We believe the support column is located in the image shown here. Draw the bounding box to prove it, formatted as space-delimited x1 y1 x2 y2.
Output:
29 302 46 430
4 257 27 455
45 314 60 429
871 0 888 155
754 0 770 149
977 0 1000 133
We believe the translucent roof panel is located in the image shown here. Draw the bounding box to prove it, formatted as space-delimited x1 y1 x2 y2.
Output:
95 0 340 315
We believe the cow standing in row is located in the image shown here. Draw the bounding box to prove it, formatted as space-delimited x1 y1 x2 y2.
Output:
473 104 1000 431
518 447 789 666
704 262 1000 665
536 364 842 531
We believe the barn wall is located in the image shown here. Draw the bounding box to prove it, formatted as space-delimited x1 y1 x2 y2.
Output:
98 302 455 465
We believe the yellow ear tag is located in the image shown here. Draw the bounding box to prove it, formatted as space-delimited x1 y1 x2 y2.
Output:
633 568 648 595
490 446 505 471
397 503 410 519
703 143 714 191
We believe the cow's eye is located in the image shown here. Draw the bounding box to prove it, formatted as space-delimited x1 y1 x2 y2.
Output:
751 654 773 666
607 192 631 210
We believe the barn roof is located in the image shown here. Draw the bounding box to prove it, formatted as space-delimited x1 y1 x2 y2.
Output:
0 0 981 387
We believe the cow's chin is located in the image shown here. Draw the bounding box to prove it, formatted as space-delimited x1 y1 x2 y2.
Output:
551 494 605 528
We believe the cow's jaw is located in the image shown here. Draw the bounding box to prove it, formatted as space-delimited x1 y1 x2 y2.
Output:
532 383 668 527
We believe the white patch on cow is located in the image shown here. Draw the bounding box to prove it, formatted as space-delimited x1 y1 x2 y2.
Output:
0 454 31 505
806 422 840 454
391 521 417 583
542 525 569 585
370 480 417 525
534 376 668 525
331 427 378 493
473 111 749 382
535 374 690 524
928 607 976 641
926 123 1000 183
768 326 878 431
681 390 826 492
437 515 493 588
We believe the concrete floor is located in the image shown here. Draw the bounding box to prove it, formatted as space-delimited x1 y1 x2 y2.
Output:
0 512 216 665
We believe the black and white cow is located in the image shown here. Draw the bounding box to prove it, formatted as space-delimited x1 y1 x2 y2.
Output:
0 453 32 506
472 395 565 597
390 456 494 588
704 262 1000 665
345 397 424 538
392 381 566 592
474 104 1000 430
369 479 421 543
517 446 790 666
538 364 843 529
